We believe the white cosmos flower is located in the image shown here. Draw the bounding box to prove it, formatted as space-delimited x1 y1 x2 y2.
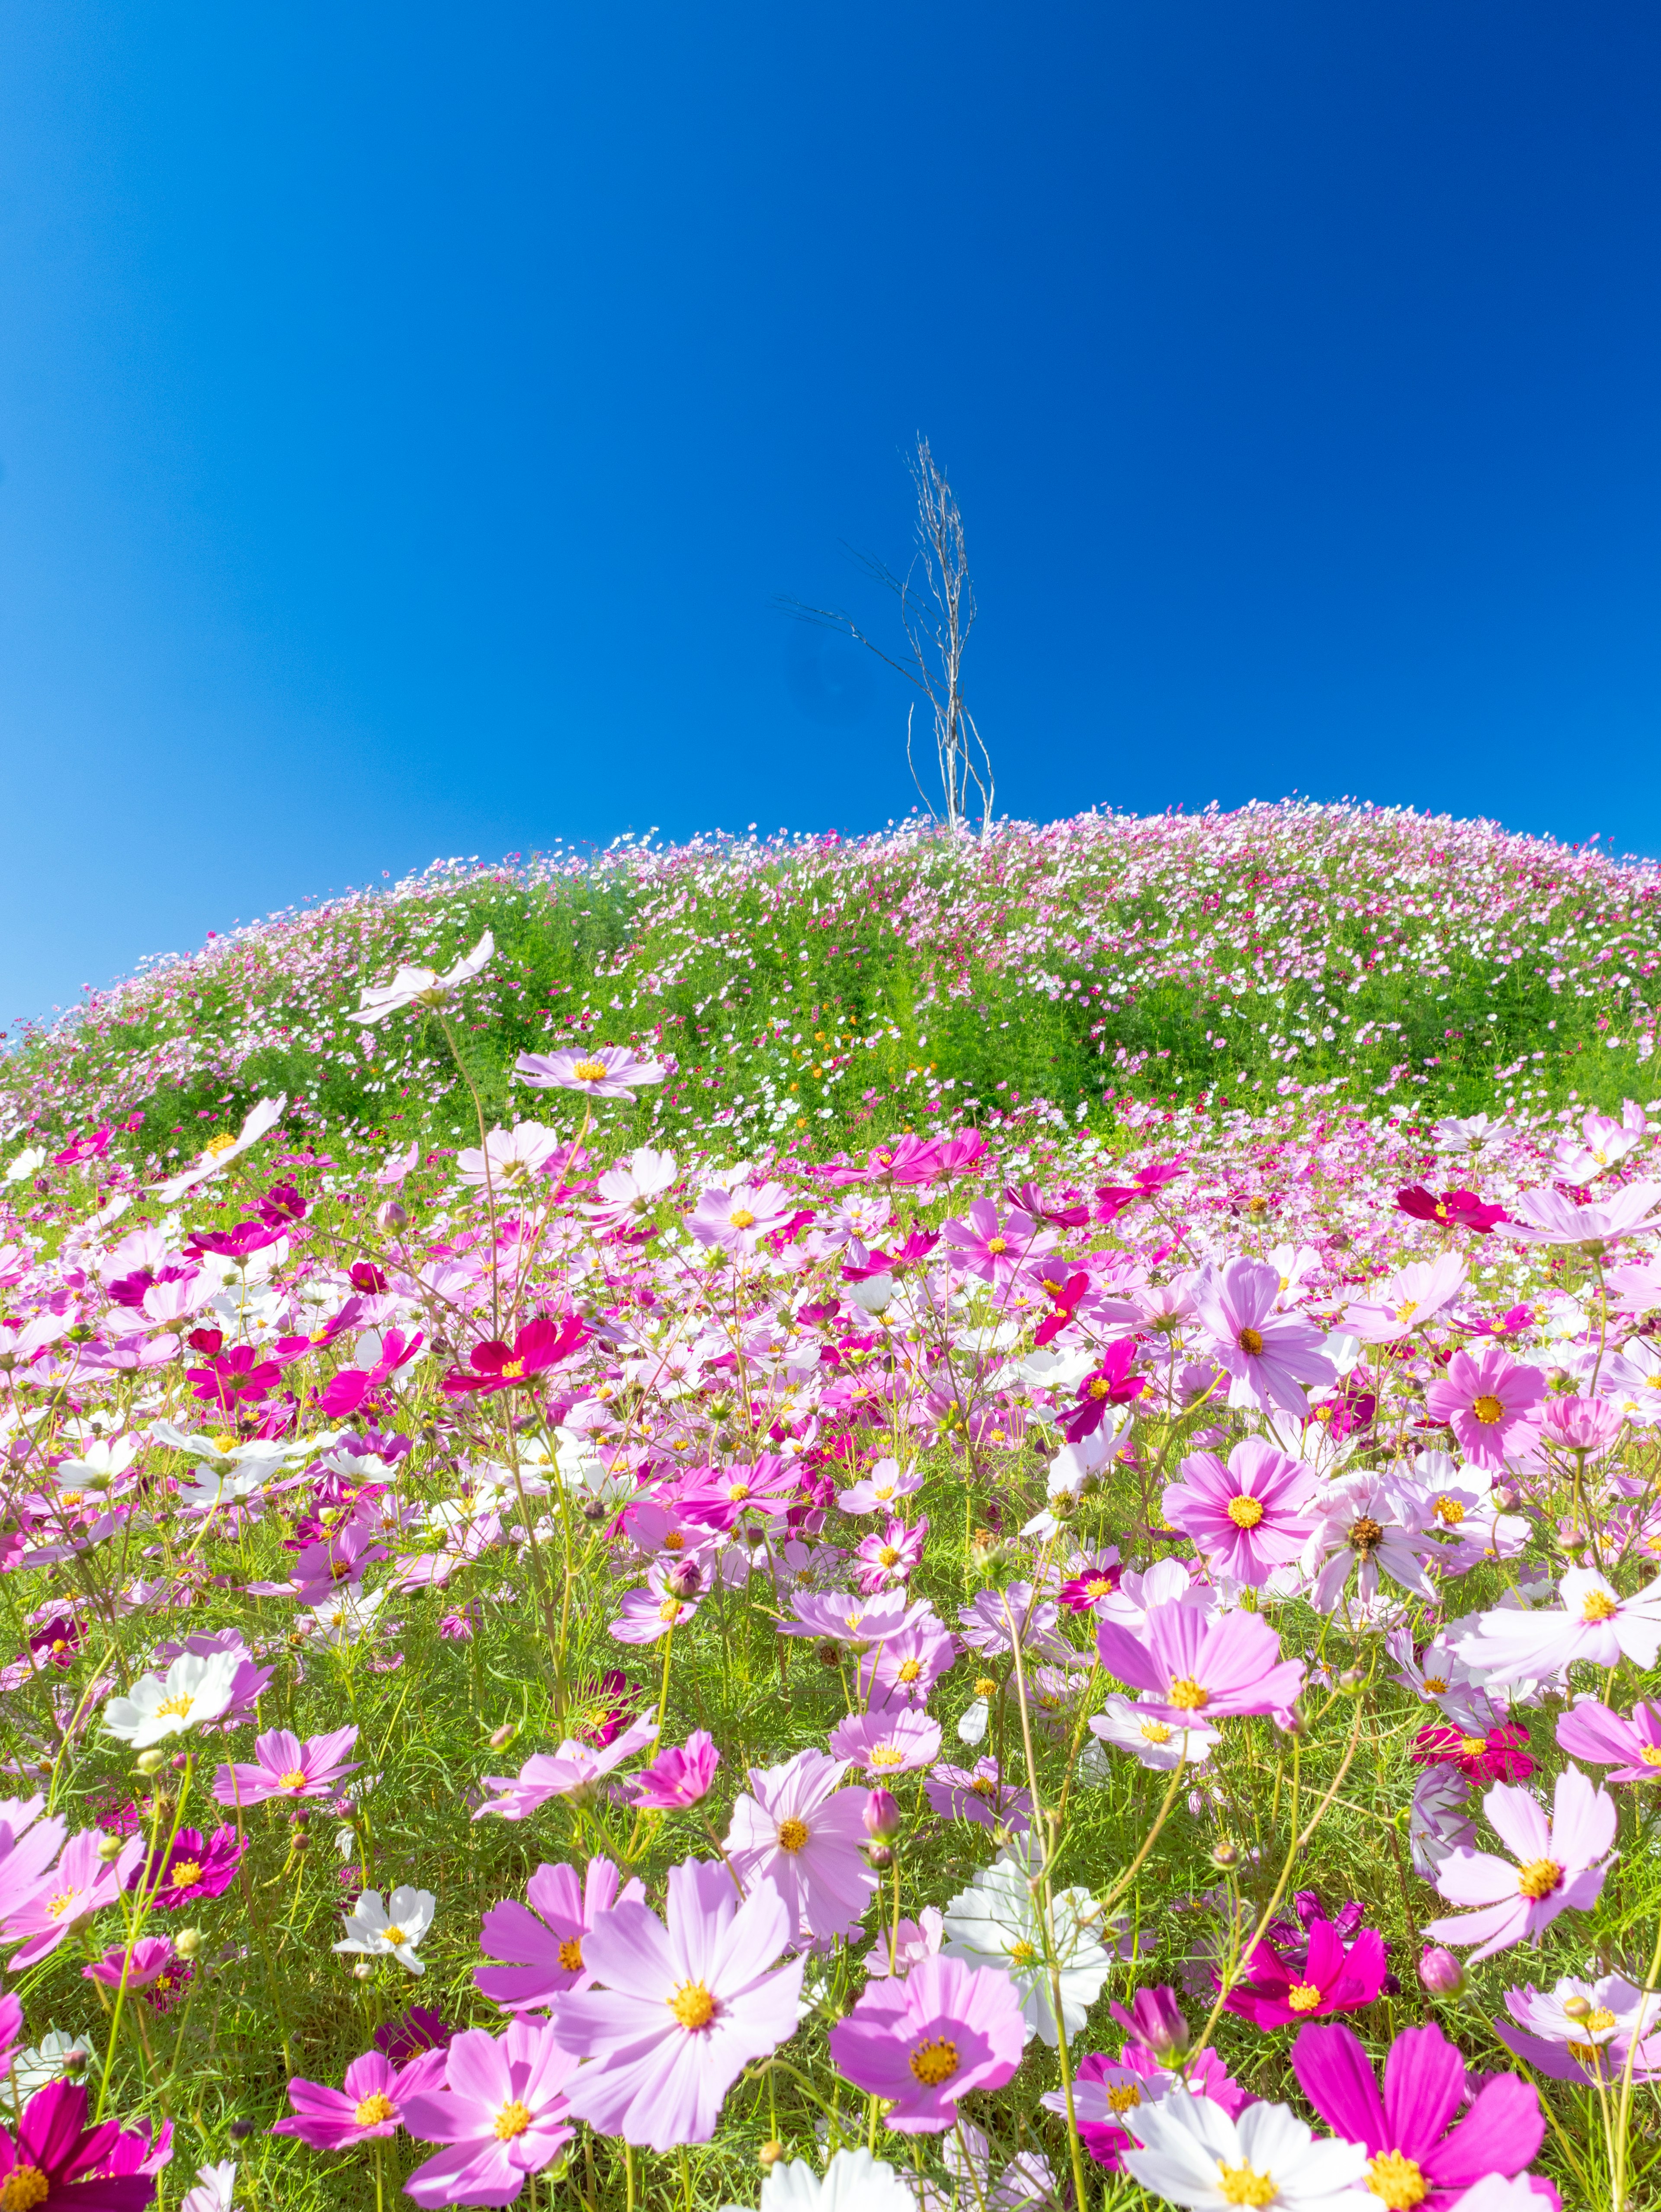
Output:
3 1149 45 1186
333 1885 436 1975
180 2161 237 2212
941 1844 1112 2047
718 2149 917 2212
151 1096 287 1204
0 2029 96 2114
1090 1693 1219 1770
1123 2089 1369 2209
346 931 494 1026
103 1651 240 1747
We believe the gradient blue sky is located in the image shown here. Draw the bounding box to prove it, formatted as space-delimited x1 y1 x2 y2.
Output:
3 2 1661 1023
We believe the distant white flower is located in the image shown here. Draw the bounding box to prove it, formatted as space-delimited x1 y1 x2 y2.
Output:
1434 1113 1514 1157
49 1434 141 1500
720 2148 916 2212
334 1885 436 1975
3 1148 45 1186
1090 1694 1219 1770
305 1588 389 1647
1123 2089 1368 2210
346 931 494 1026
103 1652 240 1747
180 2161 237 2212
151 1096 287 1204
941 1844 1112 2046
457 1121 566 1191
582 1146 679 1227
0 2028 96 2114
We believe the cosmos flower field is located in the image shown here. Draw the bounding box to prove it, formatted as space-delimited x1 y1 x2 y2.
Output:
0 800 1658 2212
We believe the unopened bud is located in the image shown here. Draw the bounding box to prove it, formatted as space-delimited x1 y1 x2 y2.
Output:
866 1842 895 1870
174 1927 202 1959
1211 1838 1241 1869
666 1559 703 1600
863 1789 901 1841
579 1494 608 1522
758 2142 785 2170
135 1749 167 1776
1274 1703 1308 1738
1418 1946 1465 1998
374 1200 409 1234
1336 1667 1366 1692
352 1960 374 1980
1491 1485 1518 1512
228 2120 254 2143
96 1833 125 1864
1562 1993 1593 2021
488 1723 517 1751
817 1642 842 1670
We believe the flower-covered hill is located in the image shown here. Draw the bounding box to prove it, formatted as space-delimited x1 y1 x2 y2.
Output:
2 800 1658 1176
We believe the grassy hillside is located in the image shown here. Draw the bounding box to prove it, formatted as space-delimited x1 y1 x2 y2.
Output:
3 800 1658 1174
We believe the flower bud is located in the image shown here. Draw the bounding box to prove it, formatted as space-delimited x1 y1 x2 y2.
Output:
135 1749 167 1776
488 1722 517 1751
175 1927 202 1959
1491 1485 1518 1512
96 1833 125 1864
352 1961 374 1981
374 1200 409 1234
1336 1667 1366 1692
863 1789 902 1841
817 1642 842 1670
758 2142 785 2170
1417 1946 1465 1997
1210 1838 1241 1869
1562 1993 1593 2020
228 2120 254 2143
666 1559 703 1600
579 1494 609 1522
865 1843 894 1870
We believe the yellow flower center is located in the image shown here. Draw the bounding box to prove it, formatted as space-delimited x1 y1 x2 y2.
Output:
278 1770 308 1790
47 1890 77 1919
1217 2162 1277 2206
205 1133 240 1159
1286 1983 1324 2013
1567 2039 1604 2066
985 1236 1007 1255
1582 1591 1618 1623
908 2037 959 2087
1517 1857 1562 1901
1350 1516 1385 1553
382 1923 408 1946
869 1745 905 1768
1228 1495 1265 1529
776 1818 810 1852
1088 1377 1111 1399
572 1060 609 1083
1008 1939 1039 1966
1422 1675 1448 1693
57 1492 83 1511
1 2166 52 2210
155 1694 196 1719
494 2098 533 2140
499 1359 526 1381
658 1597 683 1623
878 1546 901 1567
896 1659 922 1683
1471 1393 1505 1425
354 2092 397 2126
669 1980 715 2029
1367 2150 1429 2207
1237 1327 1265 1356
1641 1746 1661 1768
1084 1575 1114 1595
1169 1676 1209 1711
728 1208 756 1230
1434 1497 1465 1526
1106 2082 1143 2114
1394 1300 1420 1325
1585 2007 1617 2033
170 1860 202 1887
970 1775 997 1796
974 1677 997 1698
558 1937 585 1971
1458 1735 1488 1757
1141 1720 1174 1745
874 1485 895 1500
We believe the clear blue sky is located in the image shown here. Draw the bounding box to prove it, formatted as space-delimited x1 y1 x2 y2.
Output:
3 2 1661 1023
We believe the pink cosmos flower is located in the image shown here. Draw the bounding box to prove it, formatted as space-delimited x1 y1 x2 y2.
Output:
1342 1253 1469 1344
628 1731 721 1811
4 1828 144 1968
1191 1256 1337 1415
1411 1767 1477 1881
273 2047 447 2150
1501 1180 1661 1249
610 1564 702 1646
1494 1972 1661 2087
580 1145 679 1229
940 1199 1051 1285
1302 1470 1437 1611
1292 2020 1548 2211
1412 1722 1535 1786
923 1758 1032 1833
687 1182 795 1257
828 1709 942 1778
1453 1567 1661 1684
210 1725 361 1809
1059 1341 1149 1442
829 1954 1026 2132
956 1581 1070 1660
1424 1766 1617 1963
546 1857 805 2151
1424 1348 1547 1472
1160 1438 1318 1587
403 2017 578 2207
782 1589 930 1645
476 1857 645 2010
859 1619 957 1711
1222 1916 1387 2029
863 1907 944 1978
83 1937 176 1991
1043 2044 1247 2173
1095 1596 1306 1726
1555 1696 1661 1783
1540 1394 1625 1455
853 1515 928 1593
475 1715 659 1821
836 1459 924 1514
441 1315 590 1400
514 1044 664 1098
0 2080 164 2212
724 1749 878 1946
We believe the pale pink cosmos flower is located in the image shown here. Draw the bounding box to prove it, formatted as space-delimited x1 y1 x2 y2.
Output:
1453 1566 1661 1685
403 2017 577 2206
1494 1971 1661 2086
476 1857 645 2010
546 1857 805 2151
829 1954 1026 2132
836 1457 924 1515
859 1619 957 1710
1552 1110 1644 1183
687 1181 795 1256
347 931 493 1027
1343 1252 1468 1344
924 1758 1032 1833
940 1199 1052 1285
828 1709 943 1778
610 1564 702 1646
725 1749 878 1946
1424 1348 1547 1471
580 1146 678 1228
150 1095 287 1202
3 1828 145 1967
1539 1395 1625 1454
1501 1180 1661 1249
514 1045 665 1098
1410 1766 1478 1880
853 1514 927 1593
1300 1471 1437 1612
782 1589 930 1645
1555 1696 1661 1783
1160 1437 1317 1588
474 1716 659 1821
863 1907 944 1978
211 1725 361 1809
82 1936 176 1991
1424 1765 1616 1964
457 1123 568 1192
1090 1696 1219 1771
1094 1596 1306 1726
1190 1257 1336 1415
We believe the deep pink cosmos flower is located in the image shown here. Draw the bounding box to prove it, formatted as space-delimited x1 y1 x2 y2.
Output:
725 1749 878 1946
1222 1915 1388 2029
273 2047 447 2150
0 2081 160 2212
853 1514 929 1594
441 1315 590 1399
134 1826 244 1911
828 1709 943 1778
475 1857 645 2010
1292 2020 1550 2210
923 1758 1032 1833
546 1857 805 2151
1061 1340 1149 1442
1412 1722 1535 1785
83 1937 177 1992
1424 1348 1547 1471
514 1045 665 1098
186 1346 280 1413
1191 1256 1337 1415
403 2018 578 2207
829 1954 1026 2132
1396 1185 1509 1235
1160 1437 1318 1587
1425 1766 1617 1964
374 2006 455 2064
211 1725 361 1808
628 1730 721 1811
1094 1596 1305 1726
1556 1696 1661 1783
5 1828 145 1969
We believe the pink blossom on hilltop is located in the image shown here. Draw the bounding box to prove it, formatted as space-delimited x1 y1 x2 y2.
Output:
476 1857 645 2010
1501 1180 1661 1249
546 1857 804 2151
1191 1255 1337 1415
1453 1566 1661 1684
4 1828 144 1968
1223 1915 1388 2029
402 2017 577 2206
687 1181 794 1257
1555 1695 1661 1783
514 1044 664 1097
1425 1766 1617 1963
474 1715 659 1821
724 1748 877 1946
211 1725 360 1808
829 1954 1026 2132
1161 1437 1317 1586
1095 1596 1305 1726
346 932 493 1026
273 2046 447 2150
828 1708 942 1778
628 1730 721 1811
1424 1348 1547 1471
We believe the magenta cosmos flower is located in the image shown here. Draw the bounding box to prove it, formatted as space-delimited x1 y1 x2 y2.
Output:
0 2081 160 2212
830 1954 1026 2133
5 1829 144 1969
725 1748 877 1946
545 1857 805 2151
476 1857 645 2010
1161 1438 1318 1587
211 1725 360 1808
1223 1915 1388 2029
135 1826 244 1910
441 1314 590 1400
1095 1597 1305 1727
1556 1696 1661 1782
828 1709 943 1777
1191 1256 1336 1415
1424 1348 1546 1472
1293 2020 1548 2211
273 2046 447 2150
1424 1766 1616 1964
513 1044 664 1098
403 2017 578 2208
628 1730 721 1811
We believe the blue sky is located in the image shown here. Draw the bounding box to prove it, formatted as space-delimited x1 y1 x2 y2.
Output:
3 2 1661 1023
